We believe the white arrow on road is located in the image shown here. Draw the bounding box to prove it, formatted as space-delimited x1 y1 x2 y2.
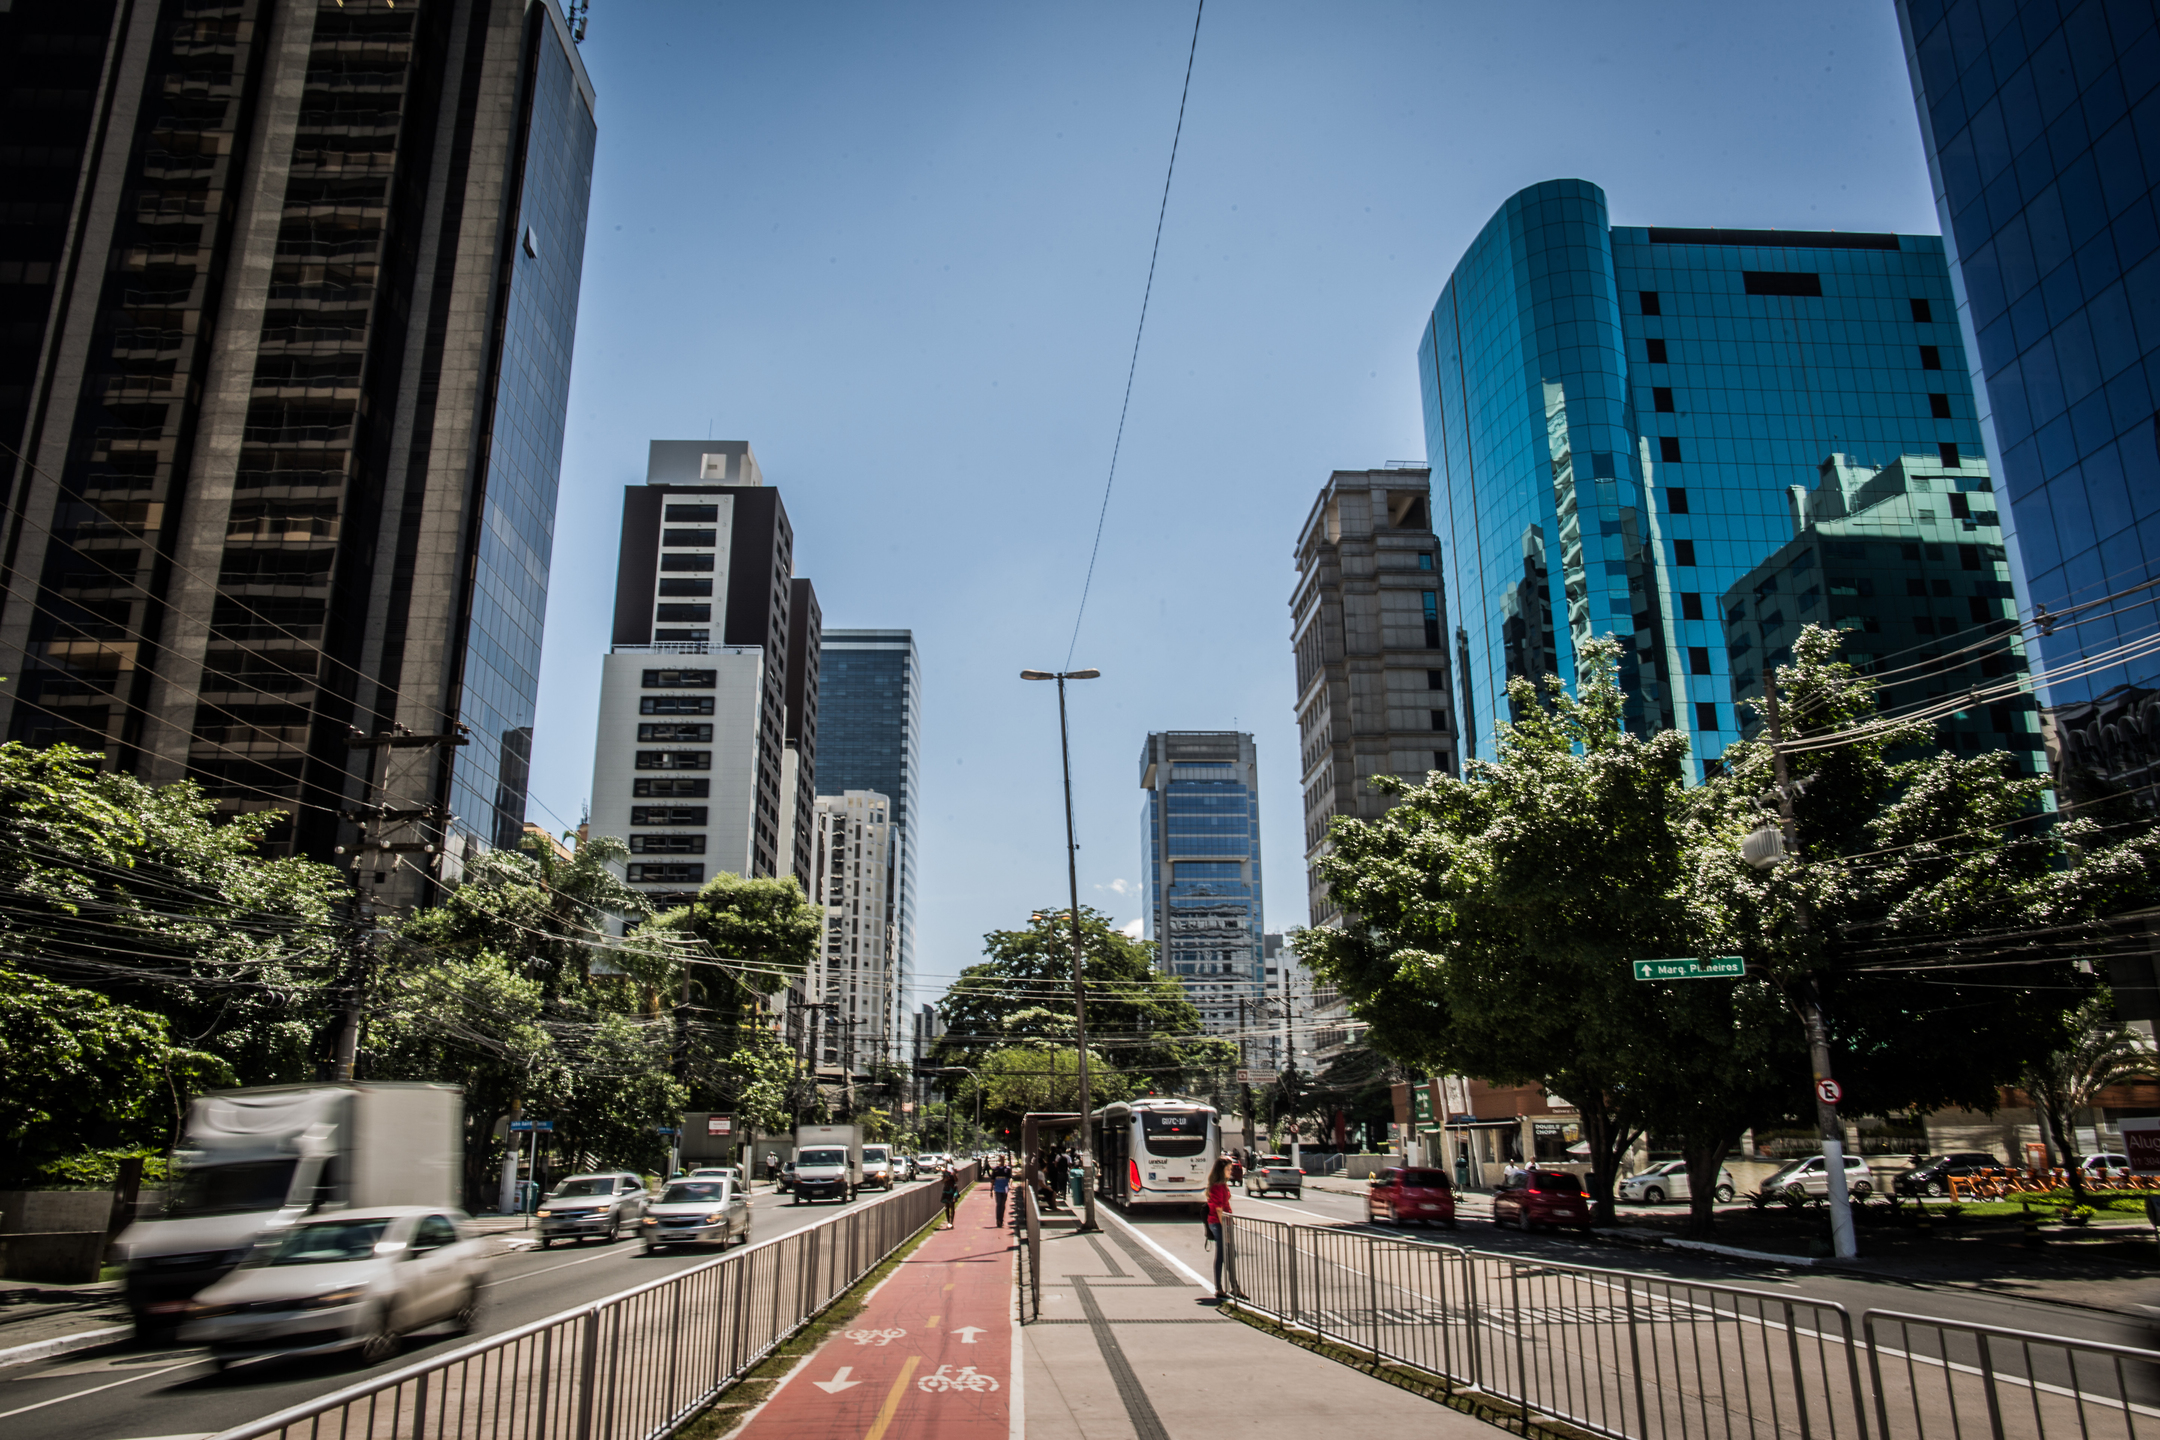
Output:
813 1367 862 1393
953 1326 985 1344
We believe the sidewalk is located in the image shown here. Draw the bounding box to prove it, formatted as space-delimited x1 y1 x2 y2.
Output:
735 1185 1014 1440
1023 1211 1496 1440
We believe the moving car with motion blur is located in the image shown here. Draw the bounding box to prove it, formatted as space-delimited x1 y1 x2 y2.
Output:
1367 1167 1456 1228
1891 1152 1996 1197
1761 1154 1874 1200
180 1207 486 1370
1616 1160 1737 1205
641 1178 751 1253
1490 1168 1592 1232
537 1172 648 1247
1243 1154 1303 1199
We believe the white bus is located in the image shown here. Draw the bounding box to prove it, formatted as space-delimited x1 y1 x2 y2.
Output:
1091 1097 1219 1208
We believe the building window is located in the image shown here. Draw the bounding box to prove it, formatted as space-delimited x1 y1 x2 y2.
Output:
634 777 710 797
1653 386 1675 413
631 806 708 826
659 553 715 572
1434 751 1448 771
1674 539 1696 566
1645 337 1668 364
662 528 718 547
1688 646 1711 675
635 750 711 771
655 604 712 622
1909 298 1932 322
1679 592 1703 620
1426 668 1445 690
630 834 706 854
1417 552 1434 570
1938 441 1962 468
1430 709 1447 731
1919 345 1942 370
640 695 714 715
1639 290 1661 316
642 669 717 688
1695 702 1721 731
657 578 713 597
1422 592 1440 649
1929 393 1952 419
664 504 718 522
638 722 713 742
1742 270 1823 297
627 863 704 884
1666 485 1688 512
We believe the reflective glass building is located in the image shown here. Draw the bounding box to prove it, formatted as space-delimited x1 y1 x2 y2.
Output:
1895 0 2160 773
1139 731 1264 1035
816 630 920 1016
1421 180 1987 775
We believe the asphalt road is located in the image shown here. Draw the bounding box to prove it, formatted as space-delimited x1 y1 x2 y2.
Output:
1111 1181 2160 1353
0 1179 933 1440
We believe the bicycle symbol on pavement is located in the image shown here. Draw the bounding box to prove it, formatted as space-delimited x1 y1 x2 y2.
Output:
917 1364 1000 1393
844 1328 907 1346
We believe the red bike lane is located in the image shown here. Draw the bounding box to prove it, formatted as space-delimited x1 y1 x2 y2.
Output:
737 1185 1014 1440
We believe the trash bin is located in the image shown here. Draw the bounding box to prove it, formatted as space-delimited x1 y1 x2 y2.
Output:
1454 1155 1470 1189
520 1180 541 1214
1069 1166 1087 1209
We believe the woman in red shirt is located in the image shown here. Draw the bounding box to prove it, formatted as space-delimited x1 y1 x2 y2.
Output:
1205 1156 1242 1300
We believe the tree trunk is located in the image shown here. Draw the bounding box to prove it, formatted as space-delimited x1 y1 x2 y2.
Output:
1683 1130 1743 1240
2045 1103 2085 1202
1578 1096 1640 1227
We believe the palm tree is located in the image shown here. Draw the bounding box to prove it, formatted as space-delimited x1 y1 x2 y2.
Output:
2022 994 2155 1202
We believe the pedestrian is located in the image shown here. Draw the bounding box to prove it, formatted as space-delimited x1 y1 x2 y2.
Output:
765 1151 779 1185
941 1165 961 1227
990 1155 1013 1227
1047 1147 1071 1209
1205 1155 1243 1301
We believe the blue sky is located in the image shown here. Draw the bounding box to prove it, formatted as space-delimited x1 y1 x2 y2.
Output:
529 0 1941 1001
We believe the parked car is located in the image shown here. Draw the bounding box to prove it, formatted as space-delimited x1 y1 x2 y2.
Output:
2078 1152 2131 1177
1892 1152 1998 1197
1367 1167 1456 1228
1490 1168 1592 1232
1617 1160 1736 1205
641 1178 751 1253
180 1207 487 1369
687 1166 742 1188
777 1161 797 1193
1761 1155 1873 1200
537 1172 648 1247
1244 1154 1303 1198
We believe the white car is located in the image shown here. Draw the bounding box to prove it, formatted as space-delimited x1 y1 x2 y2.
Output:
180 1207 487 1369
641 1178 751 1252
687 1166 743 1187
1617 1161 1736 1205
2077 1152 2130 1176
1760 1154 1873 1199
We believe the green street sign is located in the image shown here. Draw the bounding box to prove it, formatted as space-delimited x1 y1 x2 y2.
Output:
1632 956 1746 981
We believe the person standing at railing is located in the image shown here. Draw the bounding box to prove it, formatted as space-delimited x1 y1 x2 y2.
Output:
1205 1156 1244 1302
990 1156 1013 1227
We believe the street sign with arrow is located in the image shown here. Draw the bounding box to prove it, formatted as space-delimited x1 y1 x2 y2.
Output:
1631 956 1745 981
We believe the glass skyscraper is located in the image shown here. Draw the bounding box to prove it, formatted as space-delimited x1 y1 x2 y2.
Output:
815 630 920 1015
1895 0 2160 776
1139 731 1264 1036
1421 179 1993 776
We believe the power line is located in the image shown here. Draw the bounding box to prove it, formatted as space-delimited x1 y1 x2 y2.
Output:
1064 0 1204 668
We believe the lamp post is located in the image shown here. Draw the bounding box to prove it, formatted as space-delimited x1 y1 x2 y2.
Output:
1020 666 1100 1230
923 1066 980 1154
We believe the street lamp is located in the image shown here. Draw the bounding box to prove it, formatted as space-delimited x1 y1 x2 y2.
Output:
1020 666 1100 1230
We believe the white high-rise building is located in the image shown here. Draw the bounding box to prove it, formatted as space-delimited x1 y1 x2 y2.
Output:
805 791 898 1077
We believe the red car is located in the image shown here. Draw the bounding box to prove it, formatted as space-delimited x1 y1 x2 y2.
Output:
1367 1167 1457 1228
1491 1167 1592 1232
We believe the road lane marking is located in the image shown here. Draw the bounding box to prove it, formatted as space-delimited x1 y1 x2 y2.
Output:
863 1355 920 1440
812 1366 861 1393
1099 1206 1212 1293
0 1359 209 1419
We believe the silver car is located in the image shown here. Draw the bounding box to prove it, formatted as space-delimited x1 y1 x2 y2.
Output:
538 1172 647 1247
640 1178 751 1252
1761 1154 1873 1199
180 1208 487 1369
1617 1161 1737 1204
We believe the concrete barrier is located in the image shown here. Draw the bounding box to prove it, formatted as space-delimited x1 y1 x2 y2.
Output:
0 1231 108 1283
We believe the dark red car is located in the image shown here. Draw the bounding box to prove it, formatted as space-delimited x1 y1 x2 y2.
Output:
1491 1168 1592 1232
1366 1167 1457 1228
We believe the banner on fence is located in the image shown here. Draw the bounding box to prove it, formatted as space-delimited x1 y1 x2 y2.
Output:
2121 1114 2160 1173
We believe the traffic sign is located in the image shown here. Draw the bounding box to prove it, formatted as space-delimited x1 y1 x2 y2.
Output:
509 1119 554 1132
1631 956 1745 981
1815 1078 1843 1105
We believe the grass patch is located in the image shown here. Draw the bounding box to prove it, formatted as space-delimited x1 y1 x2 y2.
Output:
671 1186 971 1440
1222 1301 1597 1440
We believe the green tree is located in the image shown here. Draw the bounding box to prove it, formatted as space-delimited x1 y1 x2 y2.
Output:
966 1044 1130 1133
2020 994 2153 1201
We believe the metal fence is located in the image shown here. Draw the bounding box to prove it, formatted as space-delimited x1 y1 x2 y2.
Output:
211 1163 975 1440
1229 1213 2160 1440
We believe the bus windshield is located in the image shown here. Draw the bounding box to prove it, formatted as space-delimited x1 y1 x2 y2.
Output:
1141 1111 1209 1158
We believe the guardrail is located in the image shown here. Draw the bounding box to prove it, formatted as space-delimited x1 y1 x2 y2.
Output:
211 1163 975 1440
1227 1214 2155 1440
1018 1184 1042 1323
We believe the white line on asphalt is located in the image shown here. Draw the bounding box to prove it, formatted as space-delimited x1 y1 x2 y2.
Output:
484 1242 644 1288
0 1358 210 1420
1098 1206 1212 1293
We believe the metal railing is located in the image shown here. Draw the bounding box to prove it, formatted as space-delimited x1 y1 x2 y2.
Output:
1227 1213 2157 1440
1018 1183 1042 1323
211 1163 974 1440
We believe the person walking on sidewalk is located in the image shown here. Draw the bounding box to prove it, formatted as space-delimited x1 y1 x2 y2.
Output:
990 1156 1013 1227
941 1166 961 1227
1205 1156 1243 1301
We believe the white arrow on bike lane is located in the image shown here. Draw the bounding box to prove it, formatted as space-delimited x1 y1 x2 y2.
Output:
812 1367 861 1393
952 1325 985 1343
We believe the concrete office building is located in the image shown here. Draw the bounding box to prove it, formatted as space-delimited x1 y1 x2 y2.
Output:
803 790 897 1078
1893 1 2160 787
588 441 815 911
1139 731 1264 1036
1291 468 1458 928
1421 180 1989 779
815 630 919 1020
0 0 596 888
1724 452 2040 766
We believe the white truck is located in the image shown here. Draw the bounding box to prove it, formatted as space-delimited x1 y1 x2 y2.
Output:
791 1124 862 1204
861 1142 896 1190
116 1083 462 1338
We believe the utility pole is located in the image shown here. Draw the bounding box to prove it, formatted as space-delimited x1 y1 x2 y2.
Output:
1765 677 1857 1260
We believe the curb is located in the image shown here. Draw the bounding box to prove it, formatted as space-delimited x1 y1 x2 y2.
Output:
0 1323 132 1370
1665 1237 1820 1267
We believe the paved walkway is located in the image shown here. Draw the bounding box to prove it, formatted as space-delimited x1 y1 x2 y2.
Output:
738 1186 1014 1440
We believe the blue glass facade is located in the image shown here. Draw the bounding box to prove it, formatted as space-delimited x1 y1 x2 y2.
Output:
815 630 920 1008
1139 732 1264 1034
451 11 597 853
1896 0 2160 718
1422 180 1985 775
